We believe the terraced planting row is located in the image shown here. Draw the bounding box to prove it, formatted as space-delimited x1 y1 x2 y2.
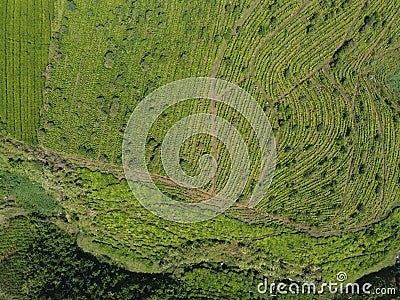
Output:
38 0 400 235
211 0 400 231
0 0 53 143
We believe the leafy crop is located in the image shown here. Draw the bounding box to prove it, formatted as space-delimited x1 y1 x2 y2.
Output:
0 141 398 292
37 0 400 234
0 0 399 297
0 0 53 143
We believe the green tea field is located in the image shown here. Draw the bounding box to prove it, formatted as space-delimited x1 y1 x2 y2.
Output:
0 0 399 298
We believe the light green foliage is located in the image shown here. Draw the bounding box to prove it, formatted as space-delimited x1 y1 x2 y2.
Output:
0 0 53 143
0 0 400 297
73 167 399 284
37 0 400 235
40 0 227 163
0 138 386 290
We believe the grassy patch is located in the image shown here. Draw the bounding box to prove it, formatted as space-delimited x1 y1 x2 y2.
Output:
0 170 61 215
388 70 400 93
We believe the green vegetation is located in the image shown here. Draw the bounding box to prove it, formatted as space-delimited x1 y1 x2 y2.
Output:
388 70 400 93
38 0 400 234
0 138 399 299
0 0 399 298
0 0 53 143
0 170 61 215
40 0 223 163
0 216 188 299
